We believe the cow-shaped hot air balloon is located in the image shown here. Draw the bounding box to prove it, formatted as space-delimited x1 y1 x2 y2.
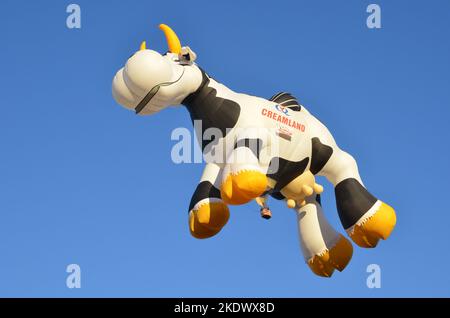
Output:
112 24 397 277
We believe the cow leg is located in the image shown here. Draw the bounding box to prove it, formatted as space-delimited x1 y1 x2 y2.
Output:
189 163 230 239
220 131 269 205
316 143 396 248
296 195 353 277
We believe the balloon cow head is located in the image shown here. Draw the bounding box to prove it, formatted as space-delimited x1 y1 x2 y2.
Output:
112 24 397 277
112 24 202 115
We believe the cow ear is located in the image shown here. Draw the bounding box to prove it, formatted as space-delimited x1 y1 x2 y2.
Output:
180 46 197 64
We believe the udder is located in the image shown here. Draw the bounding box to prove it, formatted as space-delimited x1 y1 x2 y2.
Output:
280 170 324 208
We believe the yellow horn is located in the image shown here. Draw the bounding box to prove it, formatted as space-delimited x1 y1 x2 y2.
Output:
140 41 147 51
159 24 181 54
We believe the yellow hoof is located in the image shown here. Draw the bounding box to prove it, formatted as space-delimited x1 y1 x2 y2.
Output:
307 252 335 277
328 235 353 271
348 201 396 248
189 202 230 239
362 202 396 240
221 170 268 205
349 226 380 248
307 235 353 277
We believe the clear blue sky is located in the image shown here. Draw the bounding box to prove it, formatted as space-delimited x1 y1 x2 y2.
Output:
1 0 449 297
